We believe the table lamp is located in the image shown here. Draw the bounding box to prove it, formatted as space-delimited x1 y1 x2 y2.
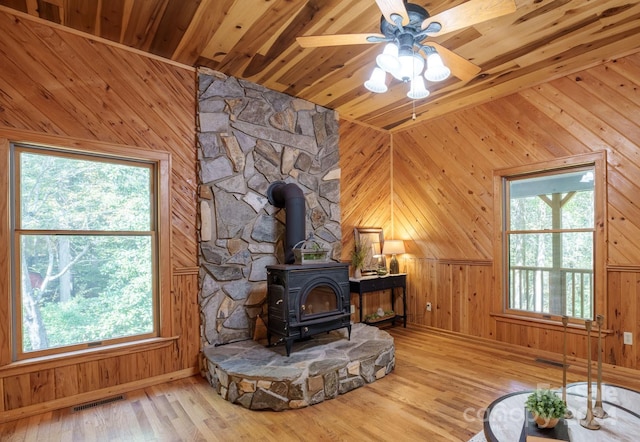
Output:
383 240 405 274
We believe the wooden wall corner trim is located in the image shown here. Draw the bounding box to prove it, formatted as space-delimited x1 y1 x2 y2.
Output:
0 368 198 424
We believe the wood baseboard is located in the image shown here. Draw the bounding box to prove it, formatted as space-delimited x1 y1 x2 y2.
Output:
0 367 198 424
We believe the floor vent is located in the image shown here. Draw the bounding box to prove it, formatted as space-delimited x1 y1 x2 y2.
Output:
535 358 566 368
71 394 126 412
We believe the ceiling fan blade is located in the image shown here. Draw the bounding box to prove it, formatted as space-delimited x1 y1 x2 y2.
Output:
428 42 481 83
297 33 385 48
375 0 410 26
422 0 516 36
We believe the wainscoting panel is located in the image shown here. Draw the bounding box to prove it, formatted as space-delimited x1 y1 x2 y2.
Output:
0 271 198 420
404 257 640 369
405 258 493 339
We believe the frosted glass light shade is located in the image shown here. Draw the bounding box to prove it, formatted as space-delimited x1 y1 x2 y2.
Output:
407 76 430 99
376 43 400 72
364 68 388 93
392 53 425 81
424 53 451 82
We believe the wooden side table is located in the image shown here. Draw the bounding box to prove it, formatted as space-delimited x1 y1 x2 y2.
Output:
349 274 407 327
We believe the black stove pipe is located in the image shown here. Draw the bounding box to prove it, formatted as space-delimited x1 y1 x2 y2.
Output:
267 181 305 264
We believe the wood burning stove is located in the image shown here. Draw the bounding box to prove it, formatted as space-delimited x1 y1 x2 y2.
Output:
267 262 351 356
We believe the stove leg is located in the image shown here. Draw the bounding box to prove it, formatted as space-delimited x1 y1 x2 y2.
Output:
285 339 292 357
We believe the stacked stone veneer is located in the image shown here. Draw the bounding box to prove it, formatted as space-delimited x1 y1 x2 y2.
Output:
197 67 342 348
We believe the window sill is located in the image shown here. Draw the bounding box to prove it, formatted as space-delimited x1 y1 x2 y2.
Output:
0 336 179 376
491 313 613 335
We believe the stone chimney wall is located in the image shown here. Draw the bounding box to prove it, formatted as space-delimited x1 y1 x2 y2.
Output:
197 68 341 348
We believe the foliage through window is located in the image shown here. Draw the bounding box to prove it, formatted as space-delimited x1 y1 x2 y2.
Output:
505 167 595 320
13 144 157 357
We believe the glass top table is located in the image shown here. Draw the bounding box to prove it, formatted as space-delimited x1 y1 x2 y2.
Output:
483 383 640 441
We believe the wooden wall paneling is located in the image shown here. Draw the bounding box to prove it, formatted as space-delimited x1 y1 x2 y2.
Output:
577 71 640 126
172 272 200 370
451 264 464 334
607 271 638 367
3 374 30 410
480 98 560 164
405 258 432 326
435 263 452 330
391 167 447 258
498 94 583 159
0 8 199 416
393 135 471 259
0 38 94 137
614 54 640 83
454 105 526 169
394 116 501 260
97 357 121 390
466 263 493 339
132 351 153 382
339 120 391 263
76 361 102 395
606 177 640 265
28 370 55 405
54 365 79 399
551 75 640 156
515 88 602 154
410 121 494 257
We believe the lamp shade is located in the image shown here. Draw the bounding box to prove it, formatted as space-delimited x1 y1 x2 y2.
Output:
376 43 400 72
382 240 405 256
424 53 451 82
407 76 430 99
393 53 425 82
364 67 388 93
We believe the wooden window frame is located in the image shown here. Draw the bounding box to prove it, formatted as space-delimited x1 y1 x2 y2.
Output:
0 131 172 366
492 151 607 326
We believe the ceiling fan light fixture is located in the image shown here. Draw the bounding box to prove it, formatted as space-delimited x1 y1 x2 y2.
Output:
376 43 400 72
407 76 430 99
364 67 389 93
424 53 451 82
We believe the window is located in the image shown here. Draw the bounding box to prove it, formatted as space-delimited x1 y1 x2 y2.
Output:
495 153 606 322
11 143 164 359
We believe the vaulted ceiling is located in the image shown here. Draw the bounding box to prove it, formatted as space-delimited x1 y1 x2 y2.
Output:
2 0 640 132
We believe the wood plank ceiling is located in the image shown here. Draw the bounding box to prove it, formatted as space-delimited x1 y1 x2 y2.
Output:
2 0 640 131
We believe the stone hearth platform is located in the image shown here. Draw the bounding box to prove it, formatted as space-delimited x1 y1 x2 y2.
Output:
202 323 395 411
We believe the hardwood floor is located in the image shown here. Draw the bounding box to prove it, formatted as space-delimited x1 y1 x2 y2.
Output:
2 325 639 442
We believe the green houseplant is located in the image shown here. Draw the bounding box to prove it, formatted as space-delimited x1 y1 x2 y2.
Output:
351 243 366 278
525 389 567 428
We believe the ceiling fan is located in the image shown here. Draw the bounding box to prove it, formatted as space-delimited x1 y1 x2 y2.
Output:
297 0 517 98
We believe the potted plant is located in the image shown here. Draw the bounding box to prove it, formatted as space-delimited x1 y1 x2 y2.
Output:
525 389 567 428
351 243 366 278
